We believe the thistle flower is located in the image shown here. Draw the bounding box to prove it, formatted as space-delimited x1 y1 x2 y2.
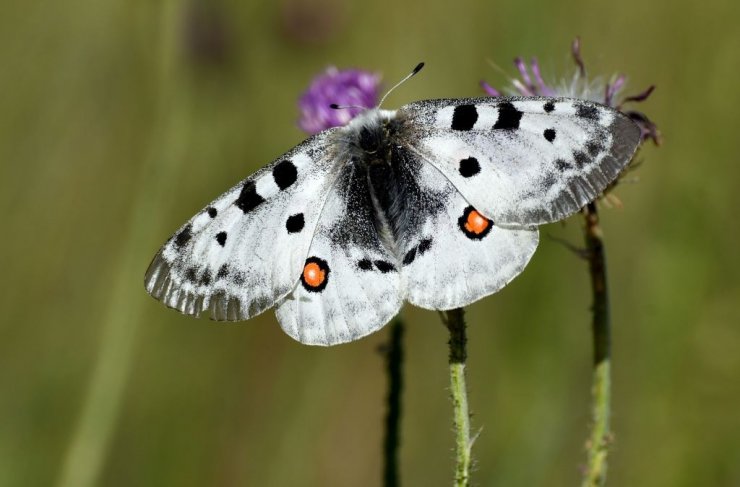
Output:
298 67 381 134
481 38 660 145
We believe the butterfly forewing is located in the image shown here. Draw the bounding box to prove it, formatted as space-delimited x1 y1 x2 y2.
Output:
398 96 641 226
145 128 342 321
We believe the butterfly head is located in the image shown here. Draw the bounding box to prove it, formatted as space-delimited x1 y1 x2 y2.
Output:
342 108 399 160
326 63 423 161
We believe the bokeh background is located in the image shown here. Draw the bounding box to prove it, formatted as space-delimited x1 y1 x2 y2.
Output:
1 0 739 485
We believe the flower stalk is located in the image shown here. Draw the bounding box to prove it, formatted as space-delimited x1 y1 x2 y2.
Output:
382 319 404 487
441 308 472 487
581 202 612 487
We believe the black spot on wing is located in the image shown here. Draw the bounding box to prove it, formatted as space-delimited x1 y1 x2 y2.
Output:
576 103 600 120
402 248 417 266
493 101 522 130
555 159 571 171
458 157 480 177
207 207 217 218
232 272 245 286
216 231 227 246
543 101 555 112
573 151 591 168
451 104 478 131
272 160 297 190
235 181 264 213
403 238 433 267
175 225 193 246
199 270 211 286
540 173 557 189
216 264 229 279
185 267 197 283
374 260 396 273
286 213 304 233
586 141 604 157
357 259 373 271
544 129 556 142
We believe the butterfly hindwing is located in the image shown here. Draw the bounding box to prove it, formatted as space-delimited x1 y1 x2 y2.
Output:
388 146 539 309
144 129 342 321
275 163 403 346
399 96 641 226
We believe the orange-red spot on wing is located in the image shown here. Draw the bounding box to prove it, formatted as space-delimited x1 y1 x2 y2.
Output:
458 206 493 240
303 262 326 288
464 209 490 235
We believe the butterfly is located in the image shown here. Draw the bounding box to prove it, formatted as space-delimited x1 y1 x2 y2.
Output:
145 69 640 346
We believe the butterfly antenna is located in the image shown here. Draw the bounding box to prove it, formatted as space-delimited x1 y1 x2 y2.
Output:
378 62 425 108
330 103 367 110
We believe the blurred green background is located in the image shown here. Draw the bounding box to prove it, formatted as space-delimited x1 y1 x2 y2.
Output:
1 0 739 485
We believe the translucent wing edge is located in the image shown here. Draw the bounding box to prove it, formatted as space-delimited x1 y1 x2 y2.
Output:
145 252 267 321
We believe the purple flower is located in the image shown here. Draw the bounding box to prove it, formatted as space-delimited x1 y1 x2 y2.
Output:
481 38 660 146
298 67 381 135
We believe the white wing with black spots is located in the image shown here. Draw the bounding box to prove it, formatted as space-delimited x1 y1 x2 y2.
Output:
275 163 403 346
394 155 539 309
145 91 642 346
399 96 641 226
145 128 342 321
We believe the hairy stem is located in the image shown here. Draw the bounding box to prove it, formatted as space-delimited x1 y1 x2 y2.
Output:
581 202 612 487
442 308 472 487
383 319 404 487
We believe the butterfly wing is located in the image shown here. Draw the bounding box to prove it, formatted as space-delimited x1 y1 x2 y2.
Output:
144 129 344 321
275 162 403 346
387 145 539 310
147 96 640 341
398 96 641 226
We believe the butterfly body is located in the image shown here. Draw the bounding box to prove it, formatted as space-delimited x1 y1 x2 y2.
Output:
331 108 429 258
146 96 640 345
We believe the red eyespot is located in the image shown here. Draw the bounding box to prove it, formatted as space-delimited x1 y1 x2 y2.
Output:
458 206 493 239
301 257 330 292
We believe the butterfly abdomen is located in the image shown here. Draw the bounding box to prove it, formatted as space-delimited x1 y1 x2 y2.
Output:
366 160 407 253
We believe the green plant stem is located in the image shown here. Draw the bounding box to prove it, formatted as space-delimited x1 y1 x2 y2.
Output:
581 202 612 487
382 319 404 487
442 308 472 487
